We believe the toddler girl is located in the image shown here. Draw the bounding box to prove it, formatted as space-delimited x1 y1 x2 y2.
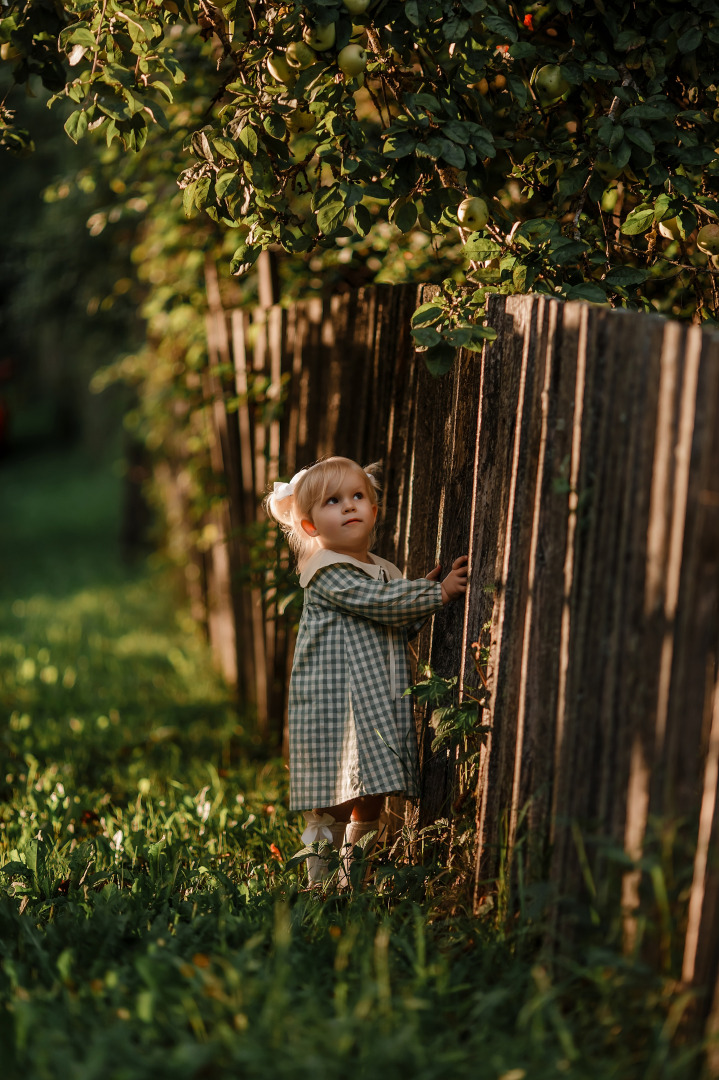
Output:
266 456 467 886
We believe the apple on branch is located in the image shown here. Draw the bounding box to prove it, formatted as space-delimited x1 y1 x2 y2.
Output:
285 109 316 134
286 41 316 70
658 217 682 241
303 22 336 51
342 0 371 12
267 53 296 87
338 43 368 77
457 197 490 231
697 224 719 255
533 64 570 106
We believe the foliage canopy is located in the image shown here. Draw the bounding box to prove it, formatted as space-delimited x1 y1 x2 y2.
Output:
3 0 719 367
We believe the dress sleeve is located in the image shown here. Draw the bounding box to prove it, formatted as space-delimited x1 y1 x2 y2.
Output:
310 565 443 627
405 616 430 642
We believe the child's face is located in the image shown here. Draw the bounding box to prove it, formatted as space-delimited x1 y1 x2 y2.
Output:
301 469 377 557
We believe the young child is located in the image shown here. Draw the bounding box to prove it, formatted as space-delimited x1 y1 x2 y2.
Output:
266 456 468 886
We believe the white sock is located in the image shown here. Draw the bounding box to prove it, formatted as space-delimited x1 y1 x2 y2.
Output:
339 819 380 888
329 821 348 852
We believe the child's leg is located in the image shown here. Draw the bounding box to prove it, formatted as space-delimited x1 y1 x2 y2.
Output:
314 795 384 888
308 796 384 887
315 794 384 821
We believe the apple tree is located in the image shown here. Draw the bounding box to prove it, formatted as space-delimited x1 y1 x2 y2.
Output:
3 0 719 372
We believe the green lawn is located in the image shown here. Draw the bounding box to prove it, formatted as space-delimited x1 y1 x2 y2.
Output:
0 447 703 1079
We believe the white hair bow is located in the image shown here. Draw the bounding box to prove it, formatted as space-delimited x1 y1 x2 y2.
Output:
272 470 306 502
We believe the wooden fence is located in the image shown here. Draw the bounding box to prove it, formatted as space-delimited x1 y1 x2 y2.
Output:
195 277 719 1050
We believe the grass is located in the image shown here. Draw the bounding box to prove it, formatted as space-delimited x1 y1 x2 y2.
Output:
0 445 706 1079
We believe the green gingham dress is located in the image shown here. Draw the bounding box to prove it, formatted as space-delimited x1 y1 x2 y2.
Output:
288 550 444 811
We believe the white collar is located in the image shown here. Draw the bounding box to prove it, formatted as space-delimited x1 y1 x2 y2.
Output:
299 549 403 587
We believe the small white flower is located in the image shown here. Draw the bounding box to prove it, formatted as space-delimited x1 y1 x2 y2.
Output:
112 830 123 852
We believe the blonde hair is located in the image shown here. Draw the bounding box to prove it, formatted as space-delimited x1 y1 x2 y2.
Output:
265 456 381 571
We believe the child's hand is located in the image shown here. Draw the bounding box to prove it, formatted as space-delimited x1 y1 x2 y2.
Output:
425 564 442 581
440 555 468 604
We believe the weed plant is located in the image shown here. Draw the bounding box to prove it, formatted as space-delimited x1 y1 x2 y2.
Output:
0 448 704 1079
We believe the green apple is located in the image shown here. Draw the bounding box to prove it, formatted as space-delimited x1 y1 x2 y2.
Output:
697 224 719 255
303 22 336 51
286 40 317 69
0 42 21 61
338 43 368 77
343 0 371 11
594 157 622 181
267 53 296 86
457 196 490 231
658 217 681 240
286 108 316 134
533 64 570 105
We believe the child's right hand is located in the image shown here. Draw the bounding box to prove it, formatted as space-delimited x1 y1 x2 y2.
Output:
440 555 468 604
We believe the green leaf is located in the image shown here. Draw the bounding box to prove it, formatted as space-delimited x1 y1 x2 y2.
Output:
565 282 608 303
96 91 132 121
615 30 645 51
264 113 286 140
443 15 470 40
383 132 417 159
316 200 347 234
411 303 445 328
508 42 537 60
483 14 517 41
405 0 420 25
215 170 238 199
675 145 716 167
604 266 649 288
507 74 529 108
230 241 260 275
444 327 475 347
239 126 258 155
623 104 671 122
465 326 497 348
437 138 465 169
547 238 587 266
610 140 631 170
463 235 501 260
582 62 619 81
620 203 655 235
353 203 372 236
653 193 673 222
625 128 654 154
194 175 211 211
412 325 443 349
64 109 88 143
68 27 97 48
212 137 238 161
677 25 702 53
557 167 589 201
423 343 456 376
391 199 418 233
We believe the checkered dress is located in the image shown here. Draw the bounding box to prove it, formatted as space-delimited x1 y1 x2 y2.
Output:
288 551 444 811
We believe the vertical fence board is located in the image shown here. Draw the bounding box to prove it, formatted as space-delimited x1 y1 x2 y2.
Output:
477 294 545 877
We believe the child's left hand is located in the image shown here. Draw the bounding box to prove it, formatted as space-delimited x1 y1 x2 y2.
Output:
426 564 442 581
